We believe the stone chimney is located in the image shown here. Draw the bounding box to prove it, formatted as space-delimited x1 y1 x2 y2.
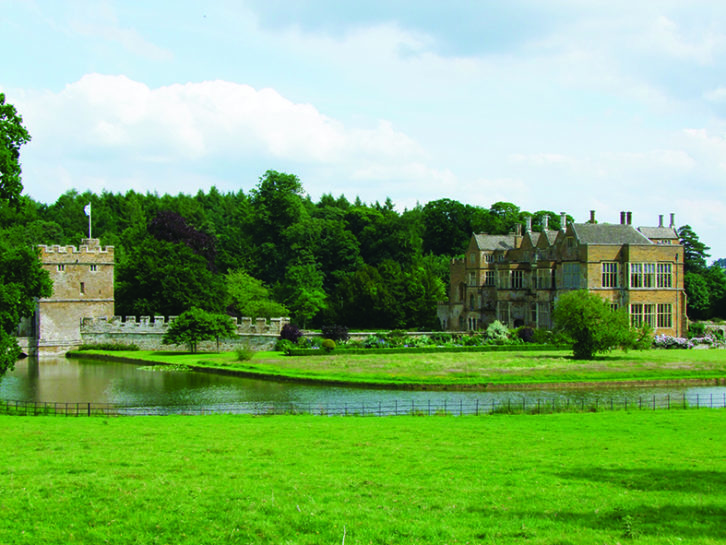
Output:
560 212 567 230
543 215 549 230
514 223 523 248
589 210 596 223
626 211 632 225
620 211 626 225
659 214 664 228
670 213 675 228
525 216 532 232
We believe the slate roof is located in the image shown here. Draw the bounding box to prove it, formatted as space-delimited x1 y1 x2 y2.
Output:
571 223 653 245
473 234 516 251
539 230 559 245
637 226 679 240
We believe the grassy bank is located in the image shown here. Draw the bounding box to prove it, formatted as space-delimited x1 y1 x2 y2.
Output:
2 411 725 544
71 347 726 389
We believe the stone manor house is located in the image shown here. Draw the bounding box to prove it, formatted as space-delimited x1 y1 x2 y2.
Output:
437 211 687 337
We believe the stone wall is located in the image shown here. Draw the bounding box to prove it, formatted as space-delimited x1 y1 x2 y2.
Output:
80 315 290 352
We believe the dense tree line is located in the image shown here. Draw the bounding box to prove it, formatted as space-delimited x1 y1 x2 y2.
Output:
0 169 576 330
678 225 726 320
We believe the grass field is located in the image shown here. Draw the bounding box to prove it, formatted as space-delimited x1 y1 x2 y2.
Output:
74 347 726 389
1 411 725 544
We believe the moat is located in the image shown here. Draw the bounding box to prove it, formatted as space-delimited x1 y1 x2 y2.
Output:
2 357 725 414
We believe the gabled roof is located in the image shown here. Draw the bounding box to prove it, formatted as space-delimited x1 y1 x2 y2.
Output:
571 223 652 245
473 233 516 251
519 231 538 250
538 229 558 246
637 226 679 240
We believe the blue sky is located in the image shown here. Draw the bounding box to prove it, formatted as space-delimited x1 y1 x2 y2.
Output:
2 0 726 258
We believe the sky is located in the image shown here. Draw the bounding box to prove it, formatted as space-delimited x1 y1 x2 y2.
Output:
2 0 726 259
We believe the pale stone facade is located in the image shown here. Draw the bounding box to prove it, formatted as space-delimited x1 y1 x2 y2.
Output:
18 238 115 356
437 211 687 337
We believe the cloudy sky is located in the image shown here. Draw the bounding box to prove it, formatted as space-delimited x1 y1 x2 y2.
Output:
2 1 726 258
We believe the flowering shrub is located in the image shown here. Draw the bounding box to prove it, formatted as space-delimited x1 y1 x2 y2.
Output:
653 335 693 349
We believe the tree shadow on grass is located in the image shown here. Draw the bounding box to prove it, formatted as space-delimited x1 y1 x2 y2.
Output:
532 466 726 540
557 467 726 495
499 503 726 540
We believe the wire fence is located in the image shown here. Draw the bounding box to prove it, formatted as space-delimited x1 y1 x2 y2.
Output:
2 392 726 417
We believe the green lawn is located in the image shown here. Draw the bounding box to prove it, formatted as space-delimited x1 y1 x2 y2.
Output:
74 347 726 389
2 411 725 544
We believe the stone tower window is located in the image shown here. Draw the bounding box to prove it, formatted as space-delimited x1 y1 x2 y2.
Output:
57 264 65 272
90 264 97 272
80 282 85 295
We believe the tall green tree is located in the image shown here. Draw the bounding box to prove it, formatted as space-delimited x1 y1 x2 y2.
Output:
678 225 710 273
0 94 52 375
162 308 235 353
553 290 636 360
115 211 226 316
0 93 31 207
225 270 288 319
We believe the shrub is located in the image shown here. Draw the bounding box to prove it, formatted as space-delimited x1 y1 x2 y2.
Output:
653 334 692 349
553 290 635 359
321 324 350 343
363 335 387 349
279 323 303 344
517 327 535 343
321 338 336 352
235 345 256 361
485 320 509 343
530 329 553 344
689 322 706 338
77 342 140 351
462 334 484 346
430 332 453 345
275 338 295 354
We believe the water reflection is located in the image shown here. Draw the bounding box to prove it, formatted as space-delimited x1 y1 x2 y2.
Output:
1 357 725 412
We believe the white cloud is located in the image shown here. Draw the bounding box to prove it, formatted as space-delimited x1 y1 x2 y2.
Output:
646 15 724 65
18 74 422 166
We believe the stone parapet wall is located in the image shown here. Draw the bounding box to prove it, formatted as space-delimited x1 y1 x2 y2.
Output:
80 315 290 352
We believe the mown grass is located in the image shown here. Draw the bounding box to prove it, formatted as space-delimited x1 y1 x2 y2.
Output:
72 347 726 388
1 411 725 544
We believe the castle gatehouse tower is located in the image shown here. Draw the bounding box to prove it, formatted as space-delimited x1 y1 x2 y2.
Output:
28 238 114 356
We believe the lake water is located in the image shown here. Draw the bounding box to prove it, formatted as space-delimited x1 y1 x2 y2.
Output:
1 357 725 415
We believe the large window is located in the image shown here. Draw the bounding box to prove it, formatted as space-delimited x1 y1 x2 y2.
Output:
484 253 494 263
497 271 509 289
630 303 643 327
630 264 643 288
537 302 551 328
657 304 672 328
511 270 524 289
468 272 476 285
484 270 495 286
497 302 510 325
536 269 553 289
630 262 674 289
643 264 656 288
644 304 656 327
602 262 618 288
657 263 672 288
562 263 580 289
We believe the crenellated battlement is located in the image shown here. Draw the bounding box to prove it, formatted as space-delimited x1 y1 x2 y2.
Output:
81 315 290 335
38 244 114 257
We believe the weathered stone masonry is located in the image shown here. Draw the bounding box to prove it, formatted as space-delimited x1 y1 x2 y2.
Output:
437 211 687 337
80 315 289 351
